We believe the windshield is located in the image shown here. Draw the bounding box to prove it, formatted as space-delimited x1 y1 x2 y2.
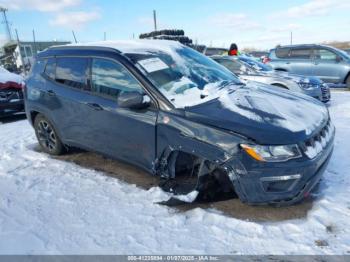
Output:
239 56 272 72
125 45 242 108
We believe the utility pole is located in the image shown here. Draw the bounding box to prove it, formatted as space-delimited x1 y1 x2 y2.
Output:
0 7 12 41
104 32 106 41
15 29 25 74
153 10 157 31
32 29 37 55
72 30 77 43
290 31 293 45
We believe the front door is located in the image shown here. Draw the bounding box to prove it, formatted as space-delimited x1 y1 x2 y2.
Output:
311 48 343 83
86 57 158 171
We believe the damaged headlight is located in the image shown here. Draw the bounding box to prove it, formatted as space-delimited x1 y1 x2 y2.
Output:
240 144 301 162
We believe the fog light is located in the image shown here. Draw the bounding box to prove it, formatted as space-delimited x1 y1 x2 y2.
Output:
261 174 301 193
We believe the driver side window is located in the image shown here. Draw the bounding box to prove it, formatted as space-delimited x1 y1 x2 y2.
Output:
314 49 337 60
91 58 144 99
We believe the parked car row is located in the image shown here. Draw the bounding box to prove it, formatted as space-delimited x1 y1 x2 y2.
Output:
212 55 330 102
265 44 350 88
24 40 335 206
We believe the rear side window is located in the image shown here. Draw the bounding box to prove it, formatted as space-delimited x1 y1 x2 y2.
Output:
275 48 290 58
91 58 144 99
44 58 56 79
56 57 89 90
289 48 311 59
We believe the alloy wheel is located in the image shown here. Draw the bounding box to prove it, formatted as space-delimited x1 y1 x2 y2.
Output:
37 120 57 151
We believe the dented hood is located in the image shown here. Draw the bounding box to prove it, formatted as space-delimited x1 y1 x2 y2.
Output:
184 84 329 144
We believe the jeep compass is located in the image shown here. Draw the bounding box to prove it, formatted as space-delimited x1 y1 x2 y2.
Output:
24 40 335 205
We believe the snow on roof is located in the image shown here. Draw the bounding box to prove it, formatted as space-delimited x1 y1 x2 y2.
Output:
68 40 184 54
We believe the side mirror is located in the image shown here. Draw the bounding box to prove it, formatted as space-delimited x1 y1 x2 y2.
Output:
117 91 151 109
336 56 343 63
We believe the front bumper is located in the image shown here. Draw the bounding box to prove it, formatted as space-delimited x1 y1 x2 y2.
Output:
225 124 335 206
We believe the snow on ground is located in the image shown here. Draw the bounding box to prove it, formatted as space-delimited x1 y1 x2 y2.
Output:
0 91 350 255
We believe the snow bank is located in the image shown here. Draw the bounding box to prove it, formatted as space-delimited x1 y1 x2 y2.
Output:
0 91 349 254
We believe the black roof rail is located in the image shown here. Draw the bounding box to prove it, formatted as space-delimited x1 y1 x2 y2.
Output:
37 45 122 57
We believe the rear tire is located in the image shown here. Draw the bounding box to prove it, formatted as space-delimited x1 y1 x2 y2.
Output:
34 114 65 155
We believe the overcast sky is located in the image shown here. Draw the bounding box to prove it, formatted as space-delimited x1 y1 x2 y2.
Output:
0 0 349 50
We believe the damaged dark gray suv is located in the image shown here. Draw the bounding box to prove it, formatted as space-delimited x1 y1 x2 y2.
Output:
24 40 335 206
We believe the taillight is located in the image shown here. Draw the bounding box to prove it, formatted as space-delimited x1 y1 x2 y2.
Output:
263 57 271 64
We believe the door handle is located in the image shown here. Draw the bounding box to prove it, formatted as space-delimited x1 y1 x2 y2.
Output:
86 102 104 111
286 62 290 64
47 90 56 96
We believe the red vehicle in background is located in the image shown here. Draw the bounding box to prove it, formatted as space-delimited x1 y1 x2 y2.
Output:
0 67 25 117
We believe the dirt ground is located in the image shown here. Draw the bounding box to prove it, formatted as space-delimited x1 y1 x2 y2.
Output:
52 148 316 222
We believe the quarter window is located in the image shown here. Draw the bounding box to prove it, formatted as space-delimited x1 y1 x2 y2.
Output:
56 57 89 90
91 58 144 98
44 58 56 80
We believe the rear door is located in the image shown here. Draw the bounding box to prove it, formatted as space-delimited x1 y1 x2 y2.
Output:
311 47 343 83
44 56 94 146
286 47 313 76
86 57 158 171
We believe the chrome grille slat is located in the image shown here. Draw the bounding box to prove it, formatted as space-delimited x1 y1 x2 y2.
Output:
302 120 334 159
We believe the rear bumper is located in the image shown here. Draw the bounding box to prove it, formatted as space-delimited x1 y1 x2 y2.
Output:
226 130 334 206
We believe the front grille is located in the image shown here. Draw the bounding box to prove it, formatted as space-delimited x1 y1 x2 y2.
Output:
300 120 334 159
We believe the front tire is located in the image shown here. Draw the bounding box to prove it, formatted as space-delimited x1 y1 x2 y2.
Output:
34 114 65 155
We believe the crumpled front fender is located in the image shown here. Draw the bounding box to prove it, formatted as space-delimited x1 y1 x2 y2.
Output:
155 111 247 175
